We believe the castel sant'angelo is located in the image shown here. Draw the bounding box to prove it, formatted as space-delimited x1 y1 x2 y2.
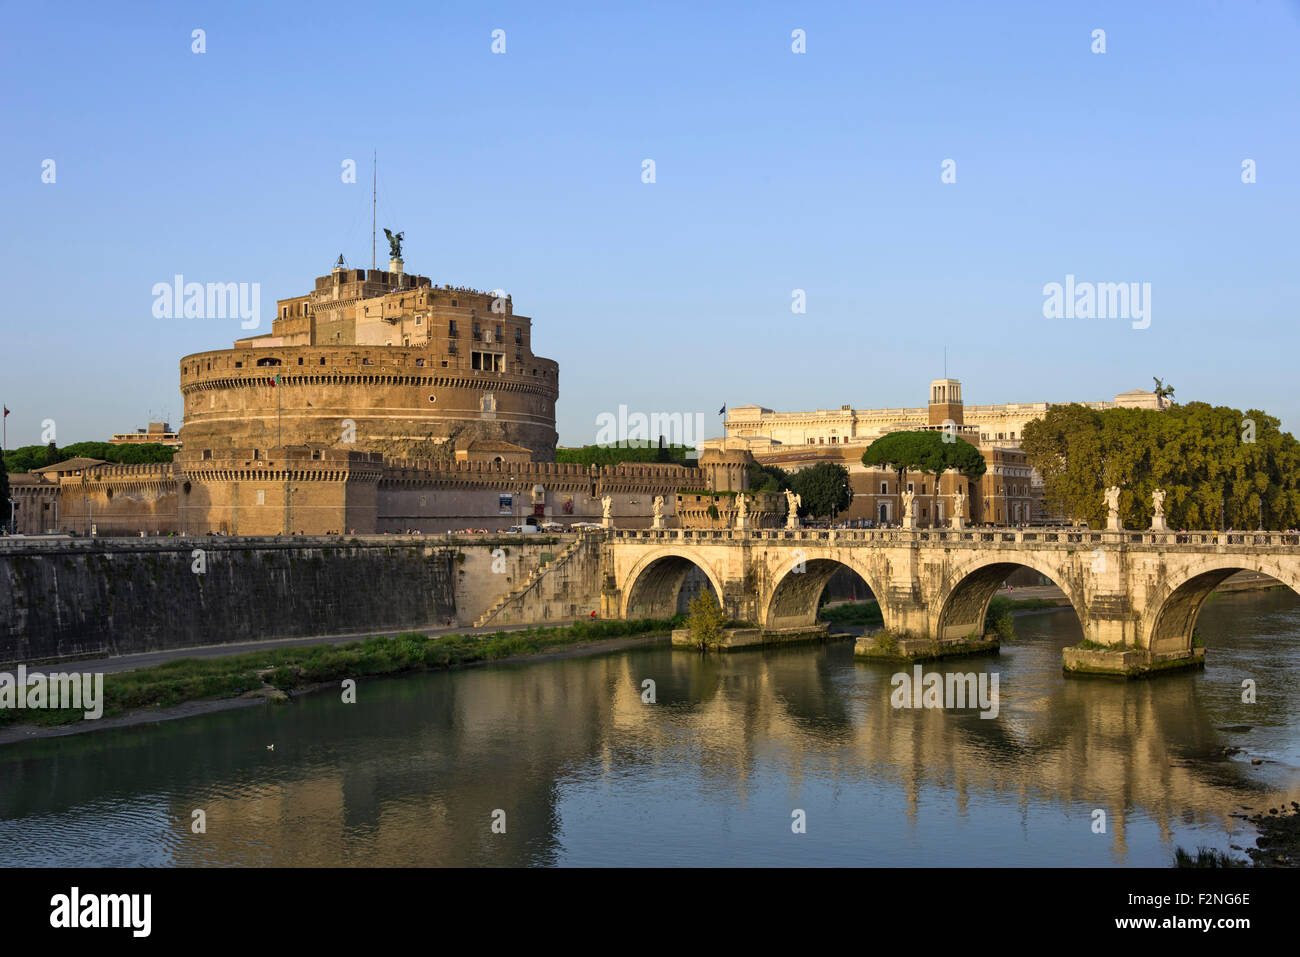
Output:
180 251 561 460
11 242 724 536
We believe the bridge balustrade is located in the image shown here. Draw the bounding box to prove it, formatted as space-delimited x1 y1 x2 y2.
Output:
592 526 1300 549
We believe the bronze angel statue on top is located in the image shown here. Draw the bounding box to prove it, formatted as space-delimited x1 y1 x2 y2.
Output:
383 228 404 260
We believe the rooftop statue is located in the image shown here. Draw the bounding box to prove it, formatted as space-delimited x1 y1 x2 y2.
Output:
383 228 404 260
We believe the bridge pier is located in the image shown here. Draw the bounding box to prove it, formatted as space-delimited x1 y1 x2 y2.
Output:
1062 645 1205 678
853 631 1000 662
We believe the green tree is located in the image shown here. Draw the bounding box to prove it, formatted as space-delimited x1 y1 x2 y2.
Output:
1021 402 1300 529
3 445 42 474
42 441 60 467
788 462 852 518
3 441 175 473
748 461 790 493
862 431 986 524
686 588 726 651
556 444 694 466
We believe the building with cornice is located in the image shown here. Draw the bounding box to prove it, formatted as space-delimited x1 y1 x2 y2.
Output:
706 378 1163 526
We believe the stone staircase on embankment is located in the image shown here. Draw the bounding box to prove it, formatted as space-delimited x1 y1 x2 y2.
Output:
472 530 600 629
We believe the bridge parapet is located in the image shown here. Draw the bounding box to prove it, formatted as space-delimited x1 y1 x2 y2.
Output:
607 526 1300 551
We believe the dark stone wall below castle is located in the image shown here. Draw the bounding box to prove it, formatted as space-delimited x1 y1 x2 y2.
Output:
0 539 456 665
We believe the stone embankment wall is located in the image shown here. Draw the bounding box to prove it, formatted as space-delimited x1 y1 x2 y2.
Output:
0 537 457 665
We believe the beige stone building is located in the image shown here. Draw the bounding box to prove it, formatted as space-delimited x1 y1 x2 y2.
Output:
722 379 1160 451
110 421 181 446
704 378 1162 526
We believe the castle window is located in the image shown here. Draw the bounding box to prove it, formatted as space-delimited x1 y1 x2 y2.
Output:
234 361 242 368
515 328 522 344
415 358 425 367
880 482 887 494
319 357 326 365
428 395 437 403
363 357 373 365
451 300 458 307
449 320 458 335
203 450 212 460
415 315 423 325
297 357 304 365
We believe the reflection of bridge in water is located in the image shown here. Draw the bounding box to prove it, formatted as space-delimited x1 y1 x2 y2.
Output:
1 631 1280 865
604 527 1300 673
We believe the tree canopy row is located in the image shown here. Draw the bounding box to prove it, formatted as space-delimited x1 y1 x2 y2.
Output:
3 441 177 474
1021 402 1300 530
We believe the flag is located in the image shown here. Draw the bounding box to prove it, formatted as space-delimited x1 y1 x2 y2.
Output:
271 374 280 387
2 407 9 417
718 404 726 416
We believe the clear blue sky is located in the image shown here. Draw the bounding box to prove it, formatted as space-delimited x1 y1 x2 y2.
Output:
2 0 1298 448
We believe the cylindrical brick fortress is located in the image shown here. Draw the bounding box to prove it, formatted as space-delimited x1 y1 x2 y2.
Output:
179 345 559 459
178 266 560 460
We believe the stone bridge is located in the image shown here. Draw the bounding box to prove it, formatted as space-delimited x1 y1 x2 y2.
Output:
600 526 1300 675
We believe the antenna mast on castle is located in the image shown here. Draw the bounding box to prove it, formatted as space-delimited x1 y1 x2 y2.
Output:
371 149 377 270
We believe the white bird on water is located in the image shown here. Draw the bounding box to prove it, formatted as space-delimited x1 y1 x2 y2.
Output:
266 744 274 751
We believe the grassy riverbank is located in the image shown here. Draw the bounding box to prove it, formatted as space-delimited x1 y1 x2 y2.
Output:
0 617 682 731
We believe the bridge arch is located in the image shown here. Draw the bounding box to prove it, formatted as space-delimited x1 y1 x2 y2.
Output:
762 553 886 631
935 554 1087 642
621 549 726 620
1145 557 1300 654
